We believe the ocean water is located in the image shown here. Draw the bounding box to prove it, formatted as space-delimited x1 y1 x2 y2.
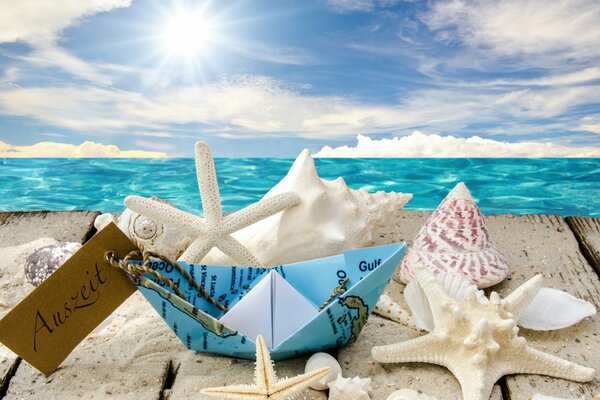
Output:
0 158 598 217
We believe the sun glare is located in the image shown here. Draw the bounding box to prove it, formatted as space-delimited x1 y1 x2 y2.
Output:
162 11 214 57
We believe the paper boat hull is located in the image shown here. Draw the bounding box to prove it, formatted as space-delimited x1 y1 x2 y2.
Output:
134 242 406 360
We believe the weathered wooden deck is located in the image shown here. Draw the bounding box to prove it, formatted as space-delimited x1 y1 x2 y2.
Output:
0 211 599 400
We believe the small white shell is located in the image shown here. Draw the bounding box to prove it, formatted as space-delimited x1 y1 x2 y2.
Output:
305 352 342 390
328 374 371 400
519 288 596 330
387 389 439 400
94 213 117 231
404 273 488 331
373 295 415 327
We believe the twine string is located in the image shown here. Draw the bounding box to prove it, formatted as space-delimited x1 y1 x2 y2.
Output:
105 240 228 313
318 278 350 311
106 240 350 315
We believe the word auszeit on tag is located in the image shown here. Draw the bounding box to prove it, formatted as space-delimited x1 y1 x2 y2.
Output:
0 223 137 375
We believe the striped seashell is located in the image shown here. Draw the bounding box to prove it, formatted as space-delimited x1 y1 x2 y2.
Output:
398 182 509 288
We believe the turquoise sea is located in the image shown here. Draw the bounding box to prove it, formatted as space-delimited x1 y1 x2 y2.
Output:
0 158 598 217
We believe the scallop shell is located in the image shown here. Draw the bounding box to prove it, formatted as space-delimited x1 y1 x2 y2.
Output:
202 149 412 266
24 242 82 286
373 294 415 327
398 182 509 288
305 352 342 390
328 374 371 400
404 272 488 331
387 389 439 400
519 287 596 330
404 271 595 332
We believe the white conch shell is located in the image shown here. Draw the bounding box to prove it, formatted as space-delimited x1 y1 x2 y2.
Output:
374 295 415 327
328 374 371 400
519 287 596 330
387 389 439 400
398 182 509 288
404 272 488 331
94 198 193 260
305 352 342 390
201 149 412 266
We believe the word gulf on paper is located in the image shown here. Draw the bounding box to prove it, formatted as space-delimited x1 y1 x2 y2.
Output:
33 262 107 352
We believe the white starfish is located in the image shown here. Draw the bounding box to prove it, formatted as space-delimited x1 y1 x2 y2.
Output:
200 335 330 399
125 142 299 265
372 266 595 400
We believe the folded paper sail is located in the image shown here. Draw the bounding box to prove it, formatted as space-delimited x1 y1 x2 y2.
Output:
133 242 406 360
219 270 319 349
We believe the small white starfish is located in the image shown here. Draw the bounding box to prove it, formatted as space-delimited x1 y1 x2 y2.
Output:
125 142 299 265
372 266 595 400
200 335 330 399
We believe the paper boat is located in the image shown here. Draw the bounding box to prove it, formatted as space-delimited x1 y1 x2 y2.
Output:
133 242 406 360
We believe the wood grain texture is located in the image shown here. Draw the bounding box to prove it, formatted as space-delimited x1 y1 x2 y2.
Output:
487 214 600 400
566 216 600 274
2 211 600 399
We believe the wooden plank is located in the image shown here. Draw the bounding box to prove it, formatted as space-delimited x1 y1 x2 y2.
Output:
0 211 99 397
0 211 185 400
566 216 600 273
487 214 600 400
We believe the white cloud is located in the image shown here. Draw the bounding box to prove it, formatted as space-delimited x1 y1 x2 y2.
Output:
0 73 599 140
578 116 600 135
0 140 167 158
0 0 131 83
325 0 401 13
315 132 600 157
423 0 600 63
0 67 19 86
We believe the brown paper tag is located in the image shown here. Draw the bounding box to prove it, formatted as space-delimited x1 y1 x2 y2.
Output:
0 222 138 376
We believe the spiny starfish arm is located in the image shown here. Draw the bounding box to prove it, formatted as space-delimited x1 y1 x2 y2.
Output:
217 235 264 267
501 274 543 319
195 141 223 224
177 236 214 263
200 384 264 399
371 333 445 365
221 192 300 234
444 365 498 400
506 345 595 382
253 335 277 392
269 367 330 400
124 195 206 235
412 265 455 325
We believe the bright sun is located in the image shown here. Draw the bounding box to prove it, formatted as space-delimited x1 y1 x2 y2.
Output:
162 11 214 57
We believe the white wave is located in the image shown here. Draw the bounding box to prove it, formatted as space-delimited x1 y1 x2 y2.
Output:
314 132 600 157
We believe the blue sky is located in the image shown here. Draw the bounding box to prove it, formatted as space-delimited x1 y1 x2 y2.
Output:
0 0 599 157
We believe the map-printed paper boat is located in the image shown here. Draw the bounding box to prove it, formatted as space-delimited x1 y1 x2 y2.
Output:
134 242 406 360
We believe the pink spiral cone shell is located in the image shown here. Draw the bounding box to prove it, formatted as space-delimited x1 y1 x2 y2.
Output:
399 182 509 288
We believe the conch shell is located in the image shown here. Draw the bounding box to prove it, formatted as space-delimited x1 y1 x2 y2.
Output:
203 149 412 266
328 374 371 400
94 197 192 260
398 182 509 288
